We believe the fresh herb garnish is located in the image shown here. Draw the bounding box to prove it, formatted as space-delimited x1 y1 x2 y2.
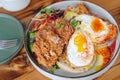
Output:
51 65 60 74
30 43 33 52
40 8 46 13
71 19 78 27
29 31 35 39
41 8 52 16
29 29 35 53
56 23 64 28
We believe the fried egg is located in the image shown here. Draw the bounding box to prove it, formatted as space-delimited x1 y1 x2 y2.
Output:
75 14 110 43
67 30 95 67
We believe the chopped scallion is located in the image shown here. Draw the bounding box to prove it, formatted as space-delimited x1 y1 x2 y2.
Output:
71 19 78 27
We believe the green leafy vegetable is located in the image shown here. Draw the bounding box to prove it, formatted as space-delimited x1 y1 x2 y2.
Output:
30 43 33 52
51 65 60 74
56 23 64 28
29 31 35 39
71 19 78 27
29 31 35 53
41 8 52 16
40 8 46 13
45 8 52 13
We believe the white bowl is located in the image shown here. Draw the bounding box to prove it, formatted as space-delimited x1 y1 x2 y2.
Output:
25 1 120 80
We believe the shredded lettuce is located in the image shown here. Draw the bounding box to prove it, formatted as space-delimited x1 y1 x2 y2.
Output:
29 31 35 39
29 30 35 53
51 65 60 74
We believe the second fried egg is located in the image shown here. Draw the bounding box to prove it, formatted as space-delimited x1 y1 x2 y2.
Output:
75 14 109 43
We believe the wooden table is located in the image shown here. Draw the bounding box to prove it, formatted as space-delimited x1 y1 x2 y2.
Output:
0 0 120 80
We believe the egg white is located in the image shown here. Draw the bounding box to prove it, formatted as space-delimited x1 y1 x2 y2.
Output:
75 14 109 42
67 30 94 67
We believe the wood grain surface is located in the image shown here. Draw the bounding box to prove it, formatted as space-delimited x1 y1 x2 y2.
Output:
0 0 120 80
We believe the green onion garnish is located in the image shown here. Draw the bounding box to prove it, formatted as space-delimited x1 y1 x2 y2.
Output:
71 19 78 27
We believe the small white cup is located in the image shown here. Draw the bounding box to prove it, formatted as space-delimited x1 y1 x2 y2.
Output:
0 0 31 12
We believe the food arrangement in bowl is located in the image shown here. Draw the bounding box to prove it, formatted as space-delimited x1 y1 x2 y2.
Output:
25 1 120 80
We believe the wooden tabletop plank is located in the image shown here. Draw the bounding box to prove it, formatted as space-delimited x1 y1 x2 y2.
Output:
14 70 50 80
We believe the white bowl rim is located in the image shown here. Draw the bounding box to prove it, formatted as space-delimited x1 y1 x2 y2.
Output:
25 0 120 79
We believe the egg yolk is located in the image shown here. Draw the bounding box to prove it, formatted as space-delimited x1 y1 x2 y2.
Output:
91 18 105 32
74 32 86 52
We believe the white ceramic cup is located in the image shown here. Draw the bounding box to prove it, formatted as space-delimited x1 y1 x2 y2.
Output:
0 0 31 12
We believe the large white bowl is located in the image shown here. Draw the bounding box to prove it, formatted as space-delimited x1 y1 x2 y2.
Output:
25 1 120 80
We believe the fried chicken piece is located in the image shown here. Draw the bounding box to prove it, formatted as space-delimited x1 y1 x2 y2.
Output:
32 18 74 68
